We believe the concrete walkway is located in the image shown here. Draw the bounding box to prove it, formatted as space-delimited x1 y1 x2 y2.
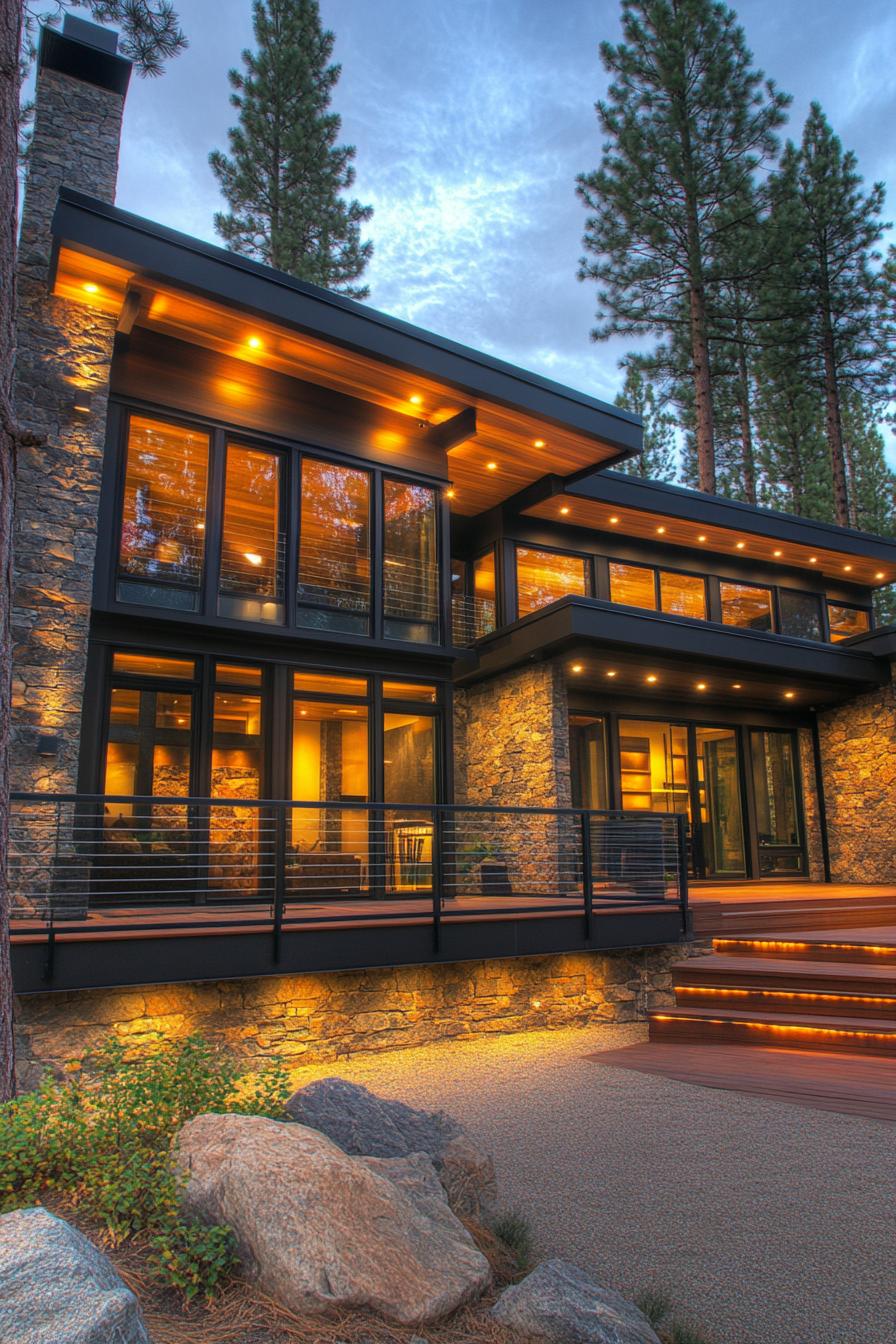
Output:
289 1024 896 1344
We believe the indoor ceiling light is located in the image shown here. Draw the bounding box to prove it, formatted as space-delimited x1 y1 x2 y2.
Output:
244 551 263 566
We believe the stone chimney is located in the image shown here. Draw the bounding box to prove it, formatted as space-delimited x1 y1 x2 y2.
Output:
12 18 132 794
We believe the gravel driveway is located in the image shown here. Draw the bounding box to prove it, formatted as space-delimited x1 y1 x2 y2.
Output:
288 1023 896 1344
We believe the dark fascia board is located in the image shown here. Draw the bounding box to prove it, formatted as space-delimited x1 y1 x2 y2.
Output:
39 23 132 96
459 595 888 688
51 190 643 459
559 469 896 563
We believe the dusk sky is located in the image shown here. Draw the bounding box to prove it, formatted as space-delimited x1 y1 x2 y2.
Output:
83 0 896 453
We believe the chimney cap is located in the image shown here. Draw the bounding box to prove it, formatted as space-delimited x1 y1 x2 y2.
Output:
39 17 132 97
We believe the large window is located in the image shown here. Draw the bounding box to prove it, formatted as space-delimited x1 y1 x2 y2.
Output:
297 458 370 634
660 570 706 620
609 562 656 610
383 481 439 642
827 603 871 642
517 546 589 616
751 730 804 875
219 445 284 623
118 416 209 611
779 589 823 641
720 581 774 632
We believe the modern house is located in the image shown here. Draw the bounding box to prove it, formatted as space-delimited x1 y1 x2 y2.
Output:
9 20 896 1070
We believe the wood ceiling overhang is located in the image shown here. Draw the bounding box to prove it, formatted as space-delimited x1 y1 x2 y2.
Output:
50 191 642 517
521 473 896 589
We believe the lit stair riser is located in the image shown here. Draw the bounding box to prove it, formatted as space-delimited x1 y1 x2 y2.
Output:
712 937 896 966
674 984 896 1020
650 1012 896 1058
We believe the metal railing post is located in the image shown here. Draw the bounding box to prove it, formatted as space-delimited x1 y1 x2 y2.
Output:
675 811 690 935
581 810 593 943
431 807 443 955
272 802 287 963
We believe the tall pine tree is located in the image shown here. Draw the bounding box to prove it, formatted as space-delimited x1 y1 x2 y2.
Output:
576 0 789 494
764 105 893 526
210 0 373 297
614 364 678 481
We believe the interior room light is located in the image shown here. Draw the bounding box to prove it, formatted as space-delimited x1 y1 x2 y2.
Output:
247 335 263 349
533 438 545 448
82 282 98 294
486 461 498 471
244 551 263 566
571 663 584 674
646 674 658 684
560 506 570 515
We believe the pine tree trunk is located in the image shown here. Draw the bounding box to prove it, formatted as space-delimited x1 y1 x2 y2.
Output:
0 0 23 1102
818 266 850 527
688 281 716 494
736 341 757 505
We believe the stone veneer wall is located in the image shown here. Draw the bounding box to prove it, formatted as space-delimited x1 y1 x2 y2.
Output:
14 945 696 1089
11 65 126 794
816 664 896 882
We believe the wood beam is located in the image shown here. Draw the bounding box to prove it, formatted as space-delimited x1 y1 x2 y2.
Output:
426 406 476 452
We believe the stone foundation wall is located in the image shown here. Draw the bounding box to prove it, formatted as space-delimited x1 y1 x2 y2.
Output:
817 666 896 882
14 944 696 1089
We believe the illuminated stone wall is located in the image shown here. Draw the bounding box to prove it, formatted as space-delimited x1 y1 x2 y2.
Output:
816 665 896 882
11 63 126 793
14 945 695 1088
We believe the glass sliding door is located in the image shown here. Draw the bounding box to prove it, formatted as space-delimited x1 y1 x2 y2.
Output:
750 730 805 874
695 727 746 877
617 720 690 817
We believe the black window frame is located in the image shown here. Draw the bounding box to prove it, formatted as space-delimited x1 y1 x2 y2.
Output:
514 540 593 620
826 600 873 643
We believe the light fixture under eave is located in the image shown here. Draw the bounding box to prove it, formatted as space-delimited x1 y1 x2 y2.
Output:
244 551 263 566
571 663 584 674
784 690 795 699
409 394 423 405
736 541 746 550
560 506 570 516
656 525 666 534
844 564 853 572
609 516 620 525
696 682 707 691
486 461 498 471
773 550 783 558
809 557 818 564
646 674 658 684
533 438 545 448
732 682 742 689
606 670 617 678
876 572 885 580
698 534 707 543
446 487 456 500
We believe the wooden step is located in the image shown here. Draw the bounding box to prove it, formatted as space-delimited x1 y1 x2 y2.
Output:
649 1006 896 1057
711 934 896 966
691 896 896 936
674 953 896 994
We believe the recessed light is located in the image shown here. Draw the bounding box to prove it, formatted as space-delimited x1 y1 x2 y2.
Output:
736 541 746 550
698 534 707 543
696 682 707 691
560 506 570 516
82 282 98 294
732 683 742 690
657 526 666 534
844 564 853 572
876 571 885 580
646 674 658 684
809 557 818 565
409 394 423 405
609 516 620 525
247 335 263 349
571 663 584 674
244 551 263 566
533 438 545 448
784 690 795 699
196 522 205 531
446 487 456 499
606 670 617 678
773 550 782 558
486 461 498 471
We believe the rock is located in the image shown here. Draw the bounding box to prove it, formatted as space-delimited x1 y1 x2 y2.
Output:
176 1112 491 1324
491 1259 661 1344
285 1077 498 1219
0 1206 151 1344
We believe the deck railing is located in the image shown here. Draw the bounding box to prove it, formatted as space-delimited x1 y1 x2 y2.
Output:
9 793 688 970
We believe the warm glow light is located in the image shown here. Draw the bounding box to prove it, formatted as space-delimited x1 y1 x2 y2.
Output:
657 526 666 534
715 936 896 957
244 551 263 566
677 985 896 1007
247 335 263 349
571 663 584 674
560 506 570 515
533 438 545 448
486 461 498 471
409 394 423 405
606 670 617 678
698 534 707 542
736 541 746 550
876 571 885 580
809 556 818 564
609 516 620 525
646 674 658 684
446 488 456 499
784 690 795 699
732 682 742 689
696 682 707 691
196 522 205 531
654 1014 896 1043
844 564 853 572
82 282 99 294
773 549 782 557
531 997 542 1008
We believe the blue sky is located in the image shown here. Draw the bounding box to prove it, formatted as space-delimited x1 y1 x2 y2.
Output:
101 0 896 452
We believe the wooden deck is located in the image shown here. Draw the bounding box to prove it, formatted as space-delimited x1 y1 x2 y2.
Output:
689 880 896 935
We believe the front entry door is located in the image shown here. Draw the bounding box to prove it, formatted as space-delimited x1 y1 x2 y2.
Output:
693 726 747 878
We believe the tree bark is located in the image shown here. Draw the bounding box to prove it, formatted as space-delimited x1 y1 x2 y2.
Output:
821 314 850 528
0 0 24 1101
688 279 716 494
736 340 757 505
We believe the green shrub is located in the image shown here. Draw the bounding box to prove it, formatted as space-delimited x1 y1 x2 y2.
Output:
0 1035 290 1300
636 1287 672 1329
491 1208 535 1274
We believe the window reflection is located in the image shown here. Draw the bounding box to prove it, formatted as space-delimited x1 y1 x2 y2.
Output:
720 581 773 632
384 480 439 642
779 590 822 641
827 603 870 642
517 547 588 616
118 416 209 611
609 562 656 610
660 571 706 620
210 680 264 895
297 458 370 634
751 730 804 874
219 444 284 623
103 684 192 835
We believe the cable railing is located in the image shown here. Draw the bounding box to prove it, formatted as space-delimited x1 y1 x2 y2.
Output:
9 794 688 979
451 594 498 646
